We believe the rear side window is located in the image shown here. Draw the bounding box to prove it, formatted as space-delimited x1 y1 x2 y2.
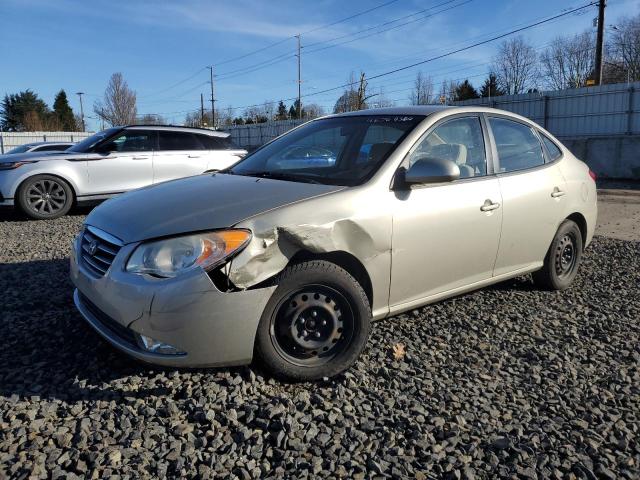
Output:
198 135 237 150
158 131 206 150
489 117 545 173
540 134 562 161
34 144 70 152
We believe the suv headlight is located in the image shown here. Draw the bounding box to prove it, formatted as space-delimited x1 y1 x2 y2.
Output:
0 161 37 170
126 229 251 278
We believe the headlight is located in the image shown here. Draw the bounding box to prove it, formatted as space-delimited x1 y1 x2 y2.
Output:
126 229 251 278
0 161 37 170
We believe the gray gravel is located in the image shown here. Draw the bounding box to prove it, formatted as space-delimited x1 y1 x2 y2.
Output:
0 211 639 479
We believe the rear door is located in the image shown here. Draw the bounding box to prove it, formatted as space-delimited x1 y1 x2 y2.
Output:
86 129 154 194
487 115 568 276
153 131 209 183
196 134 246 171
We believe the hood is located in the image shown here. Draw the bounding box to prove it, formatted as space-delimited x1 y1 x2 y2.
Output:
0 151 68 163
86 173 344 243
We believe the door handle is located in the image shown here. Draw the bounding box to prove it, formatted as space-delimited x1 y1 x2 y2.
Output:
188 155 202 158
551 187 566 198
132 156 149 160
480 199 501 212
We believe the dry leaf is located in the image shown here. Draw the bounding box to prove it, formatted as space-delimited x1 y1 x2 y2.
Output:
392 343 406 361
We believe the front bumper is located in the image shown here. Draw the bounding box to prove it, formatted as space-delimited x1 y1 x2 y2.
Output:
70 232 276 367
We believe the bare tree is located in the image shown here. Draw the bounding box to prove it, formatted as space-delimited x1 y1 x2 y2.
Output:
334 72 361 113
437 79 459 104
409 72 434 105
609 13 640 83
260 101 276 121
302 103 326 119
540 31 595 89
136 113 166 125
93 73 137 127
492 36 538 94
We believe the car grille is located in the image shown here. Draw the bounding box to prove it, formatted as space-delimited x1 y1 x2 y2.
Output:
78 292 138 347
80 227 122 277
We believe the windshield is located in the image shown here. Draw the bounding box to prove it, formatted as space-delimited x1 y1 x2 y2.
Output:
6 144 31 154
227 115 424 186
67 127 121 152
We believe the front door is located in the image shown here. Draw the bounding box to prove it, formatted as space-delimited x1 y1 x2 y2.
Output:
87 129 154 194
389 115 503 308
487 116 568 276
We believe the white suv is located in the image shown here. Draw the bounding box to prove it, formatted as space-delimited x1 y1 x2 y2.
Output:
0 125 247 219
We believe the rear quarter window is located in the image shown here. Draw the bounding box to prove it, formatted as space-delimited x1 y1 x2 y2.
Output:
540 134 563 162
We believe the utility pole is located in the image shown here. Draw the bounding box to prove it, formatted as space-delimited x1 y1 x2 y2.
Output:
594 0 606 85
75 92 85 131
208 66 215 129
295 34 302 119
200 93 205 126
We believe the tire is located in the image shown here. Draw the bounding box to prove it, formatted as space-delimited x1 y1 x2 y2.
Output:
255 260 371 381
17 175 73 220
532 219 583 291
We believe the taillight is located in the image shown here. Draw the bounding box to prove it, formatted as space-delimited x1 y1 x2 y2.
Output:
588 169 597 182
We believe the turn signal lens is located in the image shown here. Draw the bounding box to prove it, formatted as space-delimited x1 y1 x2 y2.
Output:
588 169 597 182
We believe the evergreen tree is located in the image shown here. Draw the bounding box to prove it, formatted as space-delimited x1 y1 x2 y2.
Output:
276 100 288 120
53 90 76 130
0 90 50 131
452 80 479 101
479 74 505 98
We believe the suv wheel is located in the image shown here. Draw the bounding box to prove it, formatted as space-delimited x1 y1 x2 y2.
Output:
17 175 73 220
255 260 371 381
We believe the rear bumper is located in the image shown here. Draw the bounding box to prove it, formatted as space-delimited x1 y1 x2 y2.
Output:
70 233 276 367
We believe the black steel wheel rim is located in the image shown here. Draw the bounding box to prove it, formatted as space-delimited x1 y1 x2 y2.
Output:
26 179 66 215
270 284 355 367
554 233 577 278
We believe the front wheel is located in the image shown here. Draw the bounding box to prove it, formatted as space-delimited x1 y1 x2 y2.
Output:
255 260 371 381
17 175 73 220
532 219 583 290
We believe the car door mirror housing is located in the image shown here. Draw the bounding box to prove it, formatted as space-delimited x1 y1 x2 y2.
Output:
402 156 460 186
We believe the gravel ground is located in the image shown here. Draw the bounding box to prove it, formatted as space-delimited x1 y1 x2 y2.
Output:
0 211 639 479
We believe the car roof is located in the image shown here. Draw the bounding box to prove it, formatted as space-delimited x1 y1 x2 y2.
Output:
124 125 230 138
324 105 539 127
25 141 74 147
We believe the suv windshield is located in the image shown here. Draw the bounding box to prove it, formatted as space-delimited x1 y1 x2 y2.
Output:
227 115 424 186
67 128 121 153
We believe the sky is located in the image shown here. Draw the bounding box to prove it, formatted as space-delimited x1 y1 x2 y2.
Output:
1 0 638 130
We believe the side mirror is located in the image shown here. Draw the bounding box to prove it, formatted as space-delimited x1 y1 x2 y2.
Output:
402 156 460 186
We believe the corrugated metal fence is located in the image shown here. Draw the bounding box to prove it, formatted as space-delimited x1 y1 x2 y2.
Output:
0 131 92 154
224 119 304 149
453 81 640 138
222 82 640 149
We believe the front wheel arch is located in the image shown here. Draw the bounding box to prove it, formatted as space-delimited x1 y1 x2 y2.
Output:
16 174 77 218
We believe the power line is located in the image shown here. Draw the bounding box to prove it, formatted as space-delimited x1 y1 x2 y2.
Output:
137 2 597 118
137 68 207 99
304 0 465 51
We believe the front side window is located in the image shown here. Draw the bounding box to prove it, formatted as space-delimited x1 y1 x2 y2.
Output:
159 131 205 151
228 115 424 186
540 133 562 161
100 130 155 152
408 116 487 177
68 128 121 153
489 118 545 172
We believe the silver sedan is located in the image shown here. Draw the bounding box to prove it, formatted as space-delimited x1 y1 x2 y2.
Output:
0 125 246 219
71 106 597 381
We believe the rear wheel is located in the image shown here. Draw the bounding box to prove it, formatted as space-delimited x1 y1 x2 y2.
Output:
532 219 583 290
17 175 73 220
255 260 371 381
